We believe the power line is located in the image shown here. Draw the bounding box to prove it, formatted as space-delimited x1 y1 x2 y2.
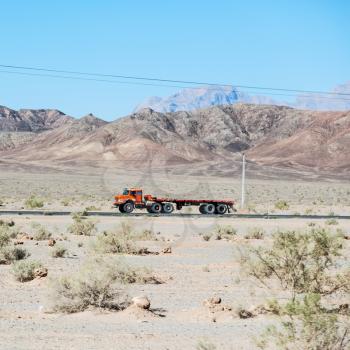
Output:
1 63 350 97
1 69 350 102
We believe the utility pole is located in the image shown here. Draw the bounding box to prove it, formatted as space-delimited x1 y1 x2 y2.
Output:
241 153 246 209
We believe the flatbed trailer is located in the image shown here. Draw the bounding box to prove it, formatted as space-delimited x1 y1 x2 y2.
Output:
114 188 235 214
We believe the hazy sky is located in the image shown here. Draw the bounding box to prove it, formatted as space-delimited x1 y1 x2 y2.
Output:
1 0 349 120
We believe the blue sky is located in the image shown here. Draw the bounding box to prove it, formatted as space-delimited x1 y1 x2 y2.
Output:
0 0 349 120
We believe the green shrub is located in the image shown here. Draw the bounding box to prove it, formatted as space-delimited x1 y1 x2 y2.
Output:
274 200 289 210
244 227 347 297
257 294 350 350
11 260 43 282
25 195 44 209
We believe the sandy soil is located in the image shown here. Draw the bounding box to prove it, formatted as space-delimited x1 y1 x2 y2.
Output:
1 214 350 350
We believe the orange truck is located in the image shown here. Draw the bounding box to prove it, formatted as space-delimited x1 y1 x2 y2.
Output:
113 188 235 215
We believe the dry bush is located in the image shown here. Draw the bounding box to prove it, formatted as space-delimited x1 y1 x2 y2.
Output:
49 257 158 313
274 200 289 210
0 226 29 264
92 222 149 255
202 233 212 241
25 195 44 209
51 245 68 258
243 227 348 298
11 260 43 282
214 225 237 240
68 213 97 236
196 340 217 350
31 222 52 240
326 218 339 226
257 294 350 350
245 227 265 240
136 229 157 241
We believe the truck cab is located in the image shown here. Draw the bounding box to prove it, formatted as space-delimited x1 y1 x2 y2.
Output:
114 188 144 213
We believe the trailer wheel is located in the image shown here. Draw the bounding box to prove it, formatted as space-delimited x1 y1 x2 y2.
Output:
123 202 134 213
204 203 215 214
150 202 162 214
199 204 207 214
162 203 174 214
215 204 227 215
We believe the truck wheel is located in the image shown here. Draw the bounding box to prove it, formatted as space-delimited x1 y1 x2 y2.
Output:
150 202 162 213
215 204 227 215
162 203 174 214
199 204 207 214
119 205 125 213
204 203 215 214
123 202 134 213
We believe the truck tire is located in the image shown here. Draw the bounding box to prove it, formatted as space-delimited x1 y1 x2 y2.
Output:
150 202 162 214
123 202 134 213
119 205 125 213
162 203 174 214
199 204 207 214
204 203 215 214
215 204 227 215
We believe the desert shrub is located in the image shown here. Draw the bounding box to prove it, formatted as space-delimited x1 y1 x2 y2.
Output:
326 218 339 226
0 219 15 227
32 223 52 240
196 340 216 350
93 231 143 255
244 227 347 298
137 229 157 241
202 233 212 241
93 222 148 255
25 195 44 209
61 198 70 206
11 260 43 282
245 227 265 240
51 245 68 258
68 213 97 236
274 200 289 210
0 227 10 248
214 225 237 240
0 246 29 264
49 257 156 313
257 294 350 350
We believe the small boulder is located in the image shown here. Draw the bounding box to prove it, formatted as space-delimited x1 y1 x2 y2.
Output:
162 246 172 254
132 296 150 310
34 267 48 278
238 309 253 319
48 239 56 247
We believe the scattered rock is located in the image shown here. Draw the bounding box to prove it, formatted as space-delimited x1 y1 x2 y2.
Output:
48 239 56 247
162 246 172 254
343 235 350 240
34 267 48 278
238 309 253 319
132 296 150 310
14 240 24 245
203 296 222 307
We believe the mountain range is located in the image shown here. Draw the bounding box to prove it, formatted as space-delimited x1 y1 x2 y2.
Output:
134 82 350 113
1 104 350 175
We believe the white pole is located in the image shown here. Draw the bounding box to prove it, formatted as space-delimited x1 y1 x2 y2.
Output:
241 153 246 209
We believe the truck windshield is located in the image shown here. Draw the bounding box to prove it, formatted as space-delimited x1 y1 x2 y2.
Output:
122 189 129 195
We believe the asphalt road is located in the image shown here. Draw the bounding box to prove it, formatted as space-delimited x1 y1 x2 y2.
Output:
0 210 349 219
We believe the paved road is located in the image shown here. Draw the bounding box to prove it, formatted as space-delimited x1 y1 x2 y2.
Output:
0 210 349 219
